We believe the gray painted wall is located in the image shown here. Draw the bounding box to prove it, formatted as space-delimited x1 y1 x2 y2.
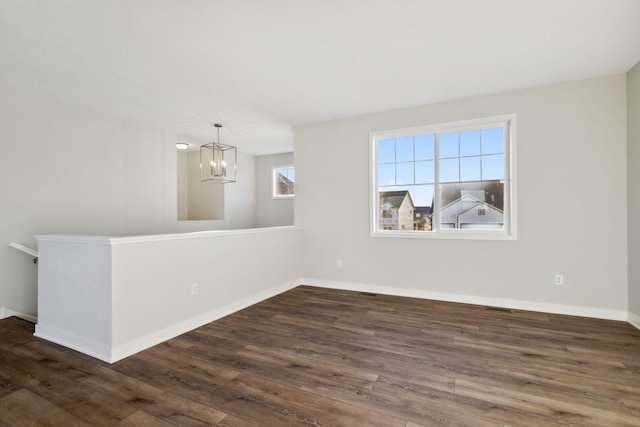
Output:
295 75 628 316
255 152 294 228
226 152 257 230
629 62 640 321
177 150 189 220
181 150 225 221
0 85 256 316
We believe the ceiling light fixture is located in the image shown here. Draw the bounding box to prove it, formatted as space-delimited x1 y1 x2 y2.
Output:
176 142 189 150
200 123 237 183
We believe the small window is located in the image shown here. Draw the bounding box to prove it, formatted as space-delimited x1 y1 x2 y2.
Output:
370 115 516 240
273 166 295 198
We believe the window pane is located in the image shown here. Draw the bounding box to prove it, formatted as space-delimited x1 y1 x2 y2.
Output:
481 128 504 154
287 168 295 182
274 167 295 197
396 162 414 185
408 184 434 207
460 131 481 156
380 186 434 207
377 184 434 232
439 158 459 182
278 167 294 182
415 160 434 184
378 138 395 163
439 133 459 158
438 181 504 230
415 134 434 160
460 156 481 181
396 136 414 162
482 154 504 180
378 163 395 186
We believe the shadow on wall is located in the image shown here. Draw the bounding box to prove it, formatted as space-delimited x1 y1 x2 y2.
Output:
177 150 224 221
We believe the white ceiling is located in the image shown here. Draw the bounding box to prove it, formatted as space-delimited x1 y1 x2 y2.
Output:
1 1 639 155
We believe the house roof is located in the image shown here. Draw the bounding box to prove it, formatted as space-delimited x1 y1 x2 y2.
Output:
437 181 504 210
380 190 414 209
454 200 504 219
415 206 432 216
277 173 294 185
440 193 485 213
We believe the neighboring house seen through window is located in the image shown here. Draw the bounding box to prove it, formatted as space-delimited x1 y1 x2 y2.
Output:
273 166 295 198
371 115 516 239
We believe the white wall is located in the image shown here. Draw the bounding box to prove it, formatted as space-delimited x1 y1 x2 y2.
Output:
0 85 256 317
176 150 189 220
226 151 257 229
295 75 628 319
628 62 640 326
187 150 220 220
255 152 295 227
178 150 225 221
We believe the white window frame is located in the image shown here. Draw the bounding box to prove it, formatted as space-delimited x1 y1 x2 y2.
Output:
370 114 517 240
272 165 295 199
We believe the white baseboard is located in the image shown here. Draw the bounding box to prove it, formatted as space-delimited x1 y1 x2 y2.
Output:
109 279 300 363
34 323 112 363
300 278 628 322
0 307 38 323
628 312 640 331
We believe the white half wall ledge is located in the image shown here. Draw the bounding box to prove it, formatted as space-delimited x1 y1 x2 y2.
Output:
35 225 298 246
9 241 39 258
300 278 629 323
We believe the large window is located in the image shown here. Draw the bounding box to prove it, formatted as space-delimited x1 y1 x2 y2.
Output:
370 115 516 239
273 166 295 198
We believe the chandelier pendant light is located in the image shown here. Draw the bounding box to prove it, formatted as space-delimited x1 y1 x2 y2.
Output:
200 123 237 183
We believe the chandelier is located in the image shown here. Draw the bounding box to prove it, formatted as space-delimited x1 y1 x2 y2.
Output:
200 123 237 183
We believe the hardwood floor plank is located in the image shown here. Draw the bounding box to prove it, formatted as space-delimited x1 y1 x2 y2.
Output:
455 378 640 427
0 388 92 426
9 338 229 426
211 414 262 427
114 410 176 426
487 360 640 402
237 344 379 383
79 368 229 426
0 317 37 349
226 373 407 427
193 319 460 394
0 346 136 425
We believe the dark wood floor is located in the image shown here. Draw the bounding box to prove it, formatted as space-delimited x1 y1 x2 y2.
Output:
1 286 640 426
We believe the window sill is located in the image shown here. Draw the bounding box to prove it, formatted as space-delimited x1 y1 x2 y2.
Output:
371 230 517 241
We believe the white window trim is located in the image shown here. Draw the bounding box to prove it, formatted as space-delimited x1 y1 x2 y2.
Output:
272 165 295 199
369 114 517 241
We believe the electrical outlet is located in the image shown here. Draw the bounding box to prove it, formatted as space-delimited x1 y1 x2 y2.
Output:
555 274 564 285
191 283 198 296
336 259 342 268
